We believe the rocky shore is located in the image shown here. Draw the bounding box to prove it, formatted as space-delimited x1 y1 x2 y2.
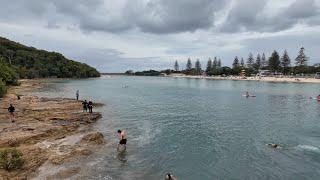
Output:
0 80 105 179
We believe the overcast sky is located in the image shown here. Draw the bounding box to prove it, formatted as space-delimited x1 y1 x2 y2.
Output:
0 0 319 72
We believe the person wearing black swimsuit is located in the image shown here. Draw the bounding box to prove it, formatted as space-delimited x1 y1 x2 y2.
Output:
117 130 127 151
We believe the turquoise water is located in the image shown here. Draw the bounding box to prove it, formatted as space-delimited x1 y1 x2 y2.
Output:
37 76 320 179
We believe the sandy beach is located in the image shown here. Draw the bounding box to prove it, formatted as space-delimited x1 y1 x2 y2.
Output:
0 80 105 179
168 74 320 84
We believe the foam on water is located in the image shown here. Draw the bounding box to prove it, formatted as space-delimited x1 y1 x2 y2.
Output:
296 145 320 152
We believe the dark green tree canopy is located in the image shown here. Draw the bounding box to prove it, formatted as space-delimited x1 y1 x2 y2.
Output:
206 58 212 73
295 47 308 66
174 60 179 72
0 37 100 79
233 56 240 68
186 58 192 71
268 50 280 72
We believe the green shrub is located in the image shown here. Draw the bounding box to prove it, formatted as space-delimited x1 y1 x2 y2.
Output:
0 81 6 98
0 148 24 171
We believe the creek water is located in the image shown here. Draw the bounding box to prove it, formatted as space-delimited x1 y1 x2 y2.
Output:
34 76 320 180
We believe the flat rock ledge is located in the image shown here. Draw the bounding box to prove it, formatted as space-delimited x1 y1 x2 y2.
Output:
0 80 104 179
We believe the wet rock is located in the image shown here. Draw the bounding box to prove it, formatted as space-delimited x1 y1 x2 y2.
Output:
81 132 105 144
49 155 65 165
72 148 92 156
47 167 81 179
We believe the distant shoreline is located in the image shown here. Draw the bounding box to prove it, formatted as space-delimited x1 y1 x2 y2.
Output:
167 75 320 84
100 74 320 83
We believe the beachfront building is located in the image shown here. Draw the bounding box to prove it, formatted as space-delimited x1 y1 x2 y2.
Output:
257 70 272 77
240 69 246 78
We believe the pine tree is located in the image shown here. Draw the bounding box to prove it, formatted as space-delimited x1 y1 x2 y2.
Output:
246 53 254 68
174 60 179 72
268 51 280 73
295 47 308 66
240 58 245 67
186 58 192 71
206 58 212 73
261 53 267 68
281 50 291 74
195 59 202 75
218 59 222 67
212 57 218 69
255 54 261 70
233 56 240 68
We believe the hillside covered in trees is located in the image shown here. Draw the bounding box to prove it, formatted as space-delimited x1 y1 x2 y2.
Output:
0 36 100 97
0 37 100 79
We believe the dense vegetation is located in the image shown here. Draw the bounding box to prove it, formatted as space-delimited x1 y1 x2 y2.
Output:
0 37 100 79
0 57 18 97
128 47 320 77
125 69 175 76
0 148 24 171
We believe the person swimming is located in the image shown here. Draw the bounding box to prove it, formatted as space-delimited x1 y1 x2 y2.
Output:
117 130 127 151
164 173 177 180
317 94 320 101
267 143 280 148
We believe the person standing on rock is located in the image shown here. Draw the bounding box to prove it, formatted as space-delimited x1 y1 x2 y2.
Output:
82 100 88 112
88 101 93 113
8 104 15 123
76 90 79 101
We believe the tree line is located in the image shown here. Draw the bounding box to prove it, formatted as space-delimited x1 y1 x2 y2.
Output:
0 37 100 79
0 36 101 97
172 47 320 76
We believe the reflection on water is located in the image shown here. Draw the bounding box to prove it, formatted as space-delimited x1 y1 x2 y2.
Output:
33 76 320 180
117 150 128 163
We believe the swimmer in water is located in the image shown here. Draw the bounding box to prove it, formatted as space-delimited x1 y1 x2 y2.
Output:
165 173 177 180
267 143 280 148
117 130 127 151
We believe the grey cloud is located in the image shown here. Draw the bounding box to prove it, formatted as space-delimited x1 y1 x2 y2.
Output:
72 48 167 72
286 0 319 18
220 0 320 33
125 0 226 33
1 0 320 34
0 0 226 34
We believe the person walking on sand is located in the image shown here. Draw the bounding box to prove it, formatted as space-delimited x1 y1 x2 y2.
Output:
88 101 93 113
76 90 79 101
117 130 127 151
82 100 88 112
8 104 15 123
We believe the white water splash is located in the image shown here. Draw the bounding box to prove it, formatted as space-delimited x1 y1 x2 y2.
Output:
297 145 320 152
